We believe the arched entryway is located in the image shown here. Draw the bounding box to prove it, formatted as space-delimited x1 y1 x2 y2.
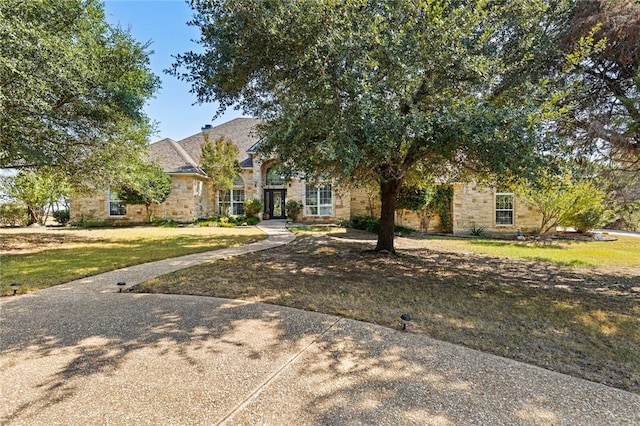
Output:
263 166 287 219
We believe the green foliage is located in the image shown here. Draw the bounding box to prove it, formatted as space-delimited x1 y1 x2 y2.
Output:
243 198 262 218
75 218 120 228
348 216 381 234
396 186 434 212
428 185 453 233
0 168 70 225
245 217 260 226
514 170 611 234
52 209 70 225
558 1 640 170
152 219 180 228
200 135 240 191
346 215 413 236
469 224 487 237
172 0 571 251
0 0 159 184
215 214 258 227
0 203 28 226
115 161 172 220
285 200 303 222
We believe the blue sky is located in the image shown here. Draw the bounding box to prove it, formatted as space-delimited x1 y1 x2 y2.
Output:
104 0 247 142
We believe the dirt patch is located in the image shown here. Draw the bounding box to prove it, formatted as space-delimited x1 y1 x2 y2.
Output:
0 229 102 255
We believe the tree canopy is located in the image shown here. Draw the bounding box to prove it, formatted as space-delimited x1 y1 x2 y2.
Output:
115 161 172 221
172 0 573 251
1 168 70 225
200 134 240 191
559 0 640 171
0 0 160 184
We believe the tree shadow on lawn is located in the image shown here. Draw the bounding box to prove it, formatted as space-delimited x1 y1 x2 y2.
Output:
135 232 640 393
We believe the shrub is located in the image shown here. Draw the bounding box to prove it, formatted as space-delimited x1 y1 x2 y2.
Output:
244 199 262 218
52 208 70 225
349 215 380 233
469 223 487 237
152 218 180 228
285 200 303 221
246 217 260 226
347 215 413 235
0 203 28 226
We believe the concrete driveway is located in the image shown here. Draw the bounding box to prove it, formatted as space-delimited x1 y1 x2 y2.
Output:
1 222 639 425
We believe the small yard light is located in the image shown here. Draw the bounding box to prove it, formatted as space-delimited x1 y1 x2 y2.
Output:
400 313 412 331
10 283 21 296
117 281 126 292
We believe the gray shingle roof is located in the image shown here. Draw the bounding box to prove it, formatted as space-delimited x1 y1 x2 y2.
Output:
177 118 262 170
148 118 262 175
148 138 207 176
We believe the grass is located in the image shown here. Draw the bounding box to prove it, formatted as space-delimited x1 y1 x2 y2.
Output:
134 227 640 393
421 234 640 271
0 226 266 295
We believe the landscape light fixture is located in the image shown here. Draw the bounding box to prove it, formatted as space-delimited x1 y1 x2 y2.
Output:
117 281 126 292
400 313 412 331
10 283 20 296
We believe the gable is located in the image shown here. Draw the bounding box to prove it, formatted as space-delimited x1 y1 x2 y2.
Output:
176 117 262 169
148 138 206 175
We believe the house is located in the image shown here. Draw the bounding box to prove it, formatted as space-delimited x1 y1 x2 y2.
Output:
70 118 543 235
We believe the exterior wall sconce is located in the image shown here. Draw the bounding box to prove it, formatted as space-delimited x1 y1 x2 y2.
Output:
10 282 21 296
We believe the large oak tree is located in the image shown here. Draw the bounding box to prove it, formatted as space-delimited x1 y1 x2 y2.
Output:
0 0 160 186
172 0 572 251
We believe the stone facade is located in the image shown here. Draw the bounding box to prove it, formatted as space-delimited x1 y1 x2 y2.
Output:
69 174 211 224
452 183 542 235
70 118 544 234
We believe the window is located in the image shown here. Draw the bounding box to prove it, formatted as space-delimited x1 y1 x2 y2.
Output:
218 175 245 215
265 167 285 186
108 190 126 217
495 193 514 226
305 183 333 216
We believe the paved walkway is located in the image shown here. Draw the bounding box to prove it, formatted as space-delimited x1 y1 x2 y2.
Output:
1 221 638 425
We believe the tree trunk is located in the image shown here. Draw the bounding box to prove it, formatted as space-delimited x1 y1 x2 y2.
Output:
376 176 402 252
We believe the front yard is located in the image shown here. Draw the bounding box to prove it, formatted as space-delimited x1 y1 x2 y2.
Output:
0 226 266 295
135 227 640 394
2 224 638 393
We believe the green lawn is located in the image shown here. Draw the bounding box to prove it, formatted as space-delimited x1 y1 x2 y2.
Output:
0 226 266 295
420 234 640 269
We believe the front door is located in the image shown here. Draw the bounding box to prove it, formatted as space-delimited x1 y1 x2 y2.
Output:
264 189 286 219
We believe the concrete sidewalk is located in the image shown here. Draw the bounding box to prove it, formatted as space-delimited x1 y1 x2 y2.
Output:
1 221 638 425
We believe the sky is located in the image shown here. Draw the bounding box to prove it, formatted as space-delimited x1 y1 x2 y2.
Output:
103 0 247 142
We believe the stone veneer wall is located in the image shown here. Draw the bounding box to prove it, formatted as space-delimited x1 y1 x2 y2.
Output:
149 174 211 221
349 187 442 232
70 174 212 224
452 183 542 235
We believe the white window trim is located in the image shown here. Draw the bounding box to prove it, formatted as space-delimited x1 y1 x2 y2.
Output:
218 175 245 216
304 183 333 217
107 189 126 218
495 192 514 226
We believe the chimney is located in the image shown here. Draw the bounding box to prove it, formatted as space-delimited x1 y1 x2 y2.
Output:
201 124 213 131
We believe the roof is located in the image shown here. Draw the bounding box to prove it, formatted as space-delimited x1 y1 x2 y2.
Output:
176 118 262 170
148 118 262 175
148 138 207 176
